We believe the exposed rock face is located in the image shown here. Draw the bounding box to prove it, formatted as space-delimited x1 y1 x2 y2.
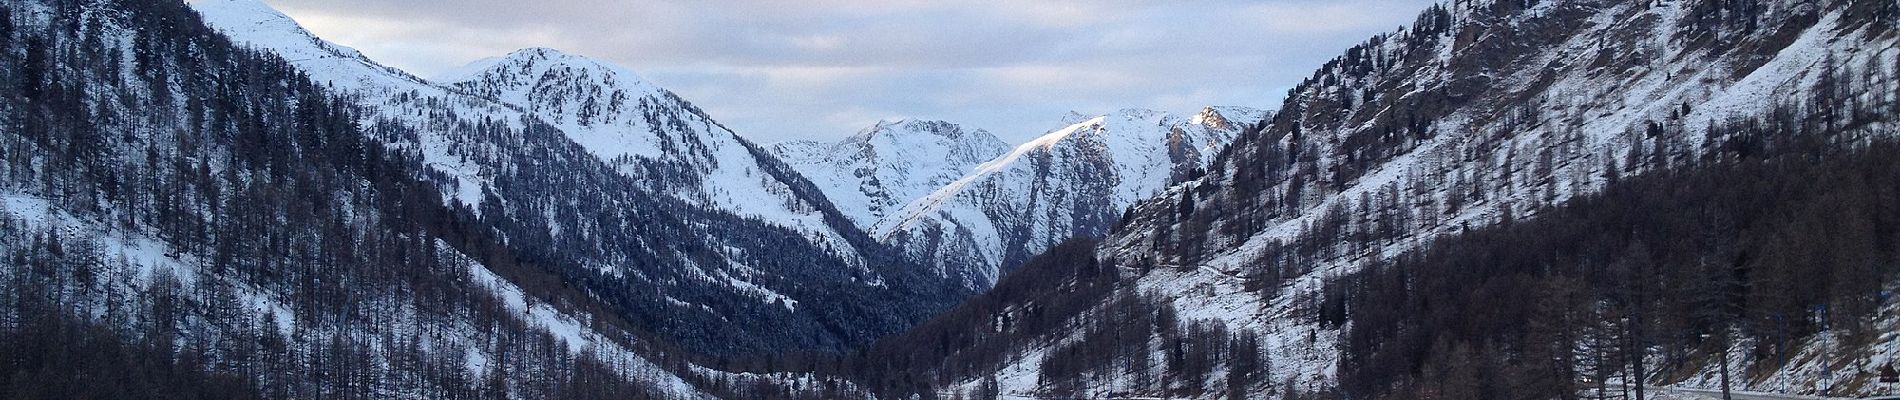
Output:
784 108 1263 287
855 0 1900 397
195 0 961 355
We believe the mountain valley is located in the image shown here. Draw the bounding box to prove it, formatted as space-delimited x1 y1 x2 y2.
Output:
1 0 1897 398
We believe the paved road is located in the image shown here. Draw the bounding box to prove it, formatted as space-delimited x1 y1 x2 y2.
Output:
1654 387 1850 400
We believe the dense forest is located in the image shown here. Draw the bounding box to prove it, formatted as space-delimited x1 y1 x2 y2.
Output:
685 237 1275 398
3 0 1898 397
1331 123 1900 398
0 309 264 399
0 0 699 397
832 116 1900 400
829 2 1900 392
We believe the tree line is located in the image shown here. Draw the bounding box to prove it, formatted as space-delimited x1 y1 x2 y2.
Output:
0 0 698 397
1330 110 1900 398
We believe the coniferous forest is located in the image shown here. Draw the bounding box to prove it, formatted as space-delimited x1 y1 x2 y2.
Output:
1333 123 1900 398
0 0 693 397
2 0 1899 398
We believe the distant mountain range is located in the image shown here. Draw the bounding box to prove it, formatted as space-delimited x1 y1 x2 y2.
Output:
3 0 1895 398
776 107 1266 287
853 0 1900 397
191 0 962 357
188 0 1262 358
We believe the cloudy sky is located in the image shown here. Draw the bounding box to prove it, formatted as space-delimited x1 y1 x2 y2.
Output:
265 0 1439 143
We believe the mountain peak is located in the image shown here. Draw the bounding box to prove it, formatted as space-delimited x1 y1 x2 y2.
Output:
429 47 592 83
190 0 340 58
861 119 984 140
1058 111 1096 126
1191 106 1270 130
865 118 915 132
856 120 1009 167
1051 108 1167 133
190 0 352 59
511 46 573 58
191 0 422 89
498 47 594 65
443 47 654 92
775 118 1011 232
863 105 1255 285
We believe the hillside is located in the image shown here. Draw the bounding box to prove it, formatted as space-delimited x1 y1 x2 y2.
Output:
190 0 964 356
782 107 1264 287
5 0 1898 398
0 0 709 396
841 0 1900 398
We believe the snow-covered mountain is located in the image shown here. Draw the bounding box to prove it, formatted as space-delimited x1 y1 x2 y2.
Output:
23 0 1899 397
809 107 1264 287
198 0 865 269
190 0 959 356
1095 0 1900 392
774 120 1010 229
190 0 506 206
437 48 869 259
0 0 723 396
850 0 1900 398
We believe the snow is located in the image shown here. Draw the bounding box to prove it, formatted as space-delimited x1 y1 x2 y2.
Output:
0 193 52 225
877 115 1110 237
192 0 515 211
184 0 840 392
852 107 1258 284
194 0 880 314
772 119 1010 229
441 46 874 273
2 192 199 287
189 0 425 94
772 107 1260 287
453 241 710 398
2 187 709 398
164 0 1900 396
987 1 1900 396
445 48 670 159
1669 284 1900 397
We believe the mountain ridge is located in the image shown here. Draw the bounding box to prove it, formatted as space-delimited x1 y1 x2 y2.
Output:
839 0 1900 398
780 106 1265 287
190 0 964 356
772 118 1010 229
10 0 1898 398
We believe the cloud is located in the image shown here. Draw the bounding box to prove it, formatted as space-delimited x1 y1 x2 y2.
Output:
261 0 1440 143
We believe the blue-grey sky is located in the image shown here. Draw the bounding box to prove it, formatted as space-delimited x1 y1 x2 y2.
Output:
265 0 1439 144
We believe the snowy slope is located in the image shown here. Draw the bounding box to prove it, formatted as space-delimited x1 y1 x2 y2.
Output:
912 0 1900 396
438 49 868 267
773 119 1009 229
2 191 711 398
1111 0 1897 395
196 0 867 268
191 0 958 356
189 0 421 92
192 0 514 208
0 0 722 394
861 107 1262 287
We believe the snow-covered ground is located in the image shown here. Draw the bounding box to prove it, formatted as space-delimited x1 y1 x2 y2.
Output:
191 0 892 318
783 107 1263 287
1666 283 1900 397
0 189 710 398
962 0 1900 397
773 119 1010 229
